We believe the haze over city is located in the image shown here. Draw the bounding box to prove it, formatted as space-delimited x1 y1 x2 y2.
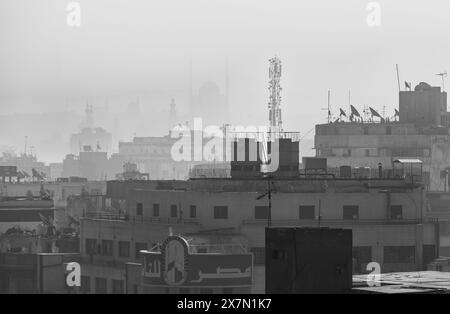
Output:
1 0 449 163
3 0 450 298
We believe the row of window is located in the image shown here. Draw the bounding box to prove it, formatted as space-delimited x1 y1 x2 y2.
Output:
85 239 149 258
318 147 430 158
136 203 197 218
80 276 125 294
135 204 404 221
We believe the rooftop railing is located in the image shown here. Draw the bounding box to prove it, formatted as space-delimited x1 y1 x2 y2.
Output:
83 212 200 225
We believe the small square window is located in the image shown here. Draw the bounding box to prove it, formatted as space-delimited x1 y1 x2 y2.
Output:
118 241 130 258
170 205 178 218
135 242 148 259
136 203 143 216
390 205 403 219
343 205 359 220
153 204 159 217
190 205 197 218
95 277 107 294
101 240 114 256
299 205 315 220
214 206 228 219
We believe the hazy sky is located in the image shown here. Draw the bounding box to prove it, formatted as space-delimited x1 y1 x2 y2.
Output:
1 0 450 136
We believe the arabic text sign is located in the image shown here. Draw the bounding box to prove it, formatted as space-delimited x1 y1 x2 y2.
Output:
143 252 253 287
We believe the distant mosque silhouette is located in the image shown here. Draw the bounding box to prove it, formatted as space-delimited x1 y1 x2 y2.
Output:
189 60 230 126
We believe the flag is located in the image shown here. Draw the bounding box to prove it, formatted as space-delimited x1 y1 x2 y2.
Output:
405 81 411 90
394 109 399 116
369 107 381 118
339 108 347 117
350 105 360 117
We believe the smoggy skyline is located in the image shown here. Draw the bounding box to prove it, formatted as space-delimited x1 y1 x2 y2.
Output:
1 0 450 162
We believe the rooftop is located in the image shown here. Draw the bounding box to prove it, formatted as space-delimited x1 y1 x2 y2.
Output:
353 271 450 293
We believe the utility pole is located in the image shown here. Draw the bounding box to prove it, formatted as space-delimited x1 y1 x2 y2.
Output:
321 90 331 124
256 174 275 227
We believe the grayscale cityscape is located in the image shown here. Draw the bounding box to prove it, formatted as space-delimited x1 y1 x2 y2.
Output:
1 0 450 300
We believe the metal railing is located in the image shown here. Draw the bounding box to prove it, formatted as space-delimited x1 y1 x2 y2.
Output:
83 212 200 225
242 218 437 226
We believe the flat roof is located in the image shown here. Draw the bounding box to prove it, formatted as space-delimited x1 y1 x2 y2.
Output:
353 271 450 291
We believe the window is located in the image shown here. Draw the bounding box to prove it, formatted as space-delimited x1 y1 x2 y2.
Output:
81 276 90 293
250 247 266 266
170 205 178 218
343 205 359 220
95 277 107 294
390 205 403 219
136 203 143 216
112 280 124 294
135 242 148 259
352 247 372 274
101 240 114 256
153 204 159 217
190 205 196 218
254 206 269 219
384 246 415 264
85 238 97 255
118 241 130 258
214 206 228 219
299 205 315 220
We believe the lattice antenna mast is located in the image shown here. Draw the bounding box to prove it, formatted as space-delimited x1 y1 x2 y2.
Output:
268 56 282 131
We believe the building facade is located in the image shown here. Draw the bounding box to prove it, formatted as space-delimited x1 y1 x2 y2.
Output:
78 175 437 294
315 82 449 191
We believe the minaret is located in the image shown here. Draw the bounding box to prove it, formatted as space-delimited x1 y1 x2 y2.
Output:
225 57 229 109
189 59 194 115
85 103 94 129
169 98 177 127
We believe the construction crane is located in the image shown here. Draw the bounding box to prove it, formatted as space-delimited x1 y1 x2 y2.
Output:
436 71 448 91
268 56 282 132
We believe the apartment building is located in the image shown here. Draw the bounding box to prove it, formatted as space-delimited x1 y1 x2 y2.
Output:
315 82 449 191
79 172 438 293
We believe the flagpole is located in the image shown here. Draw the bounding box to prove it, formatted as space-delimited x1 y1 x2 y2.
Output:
327 90 331 124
